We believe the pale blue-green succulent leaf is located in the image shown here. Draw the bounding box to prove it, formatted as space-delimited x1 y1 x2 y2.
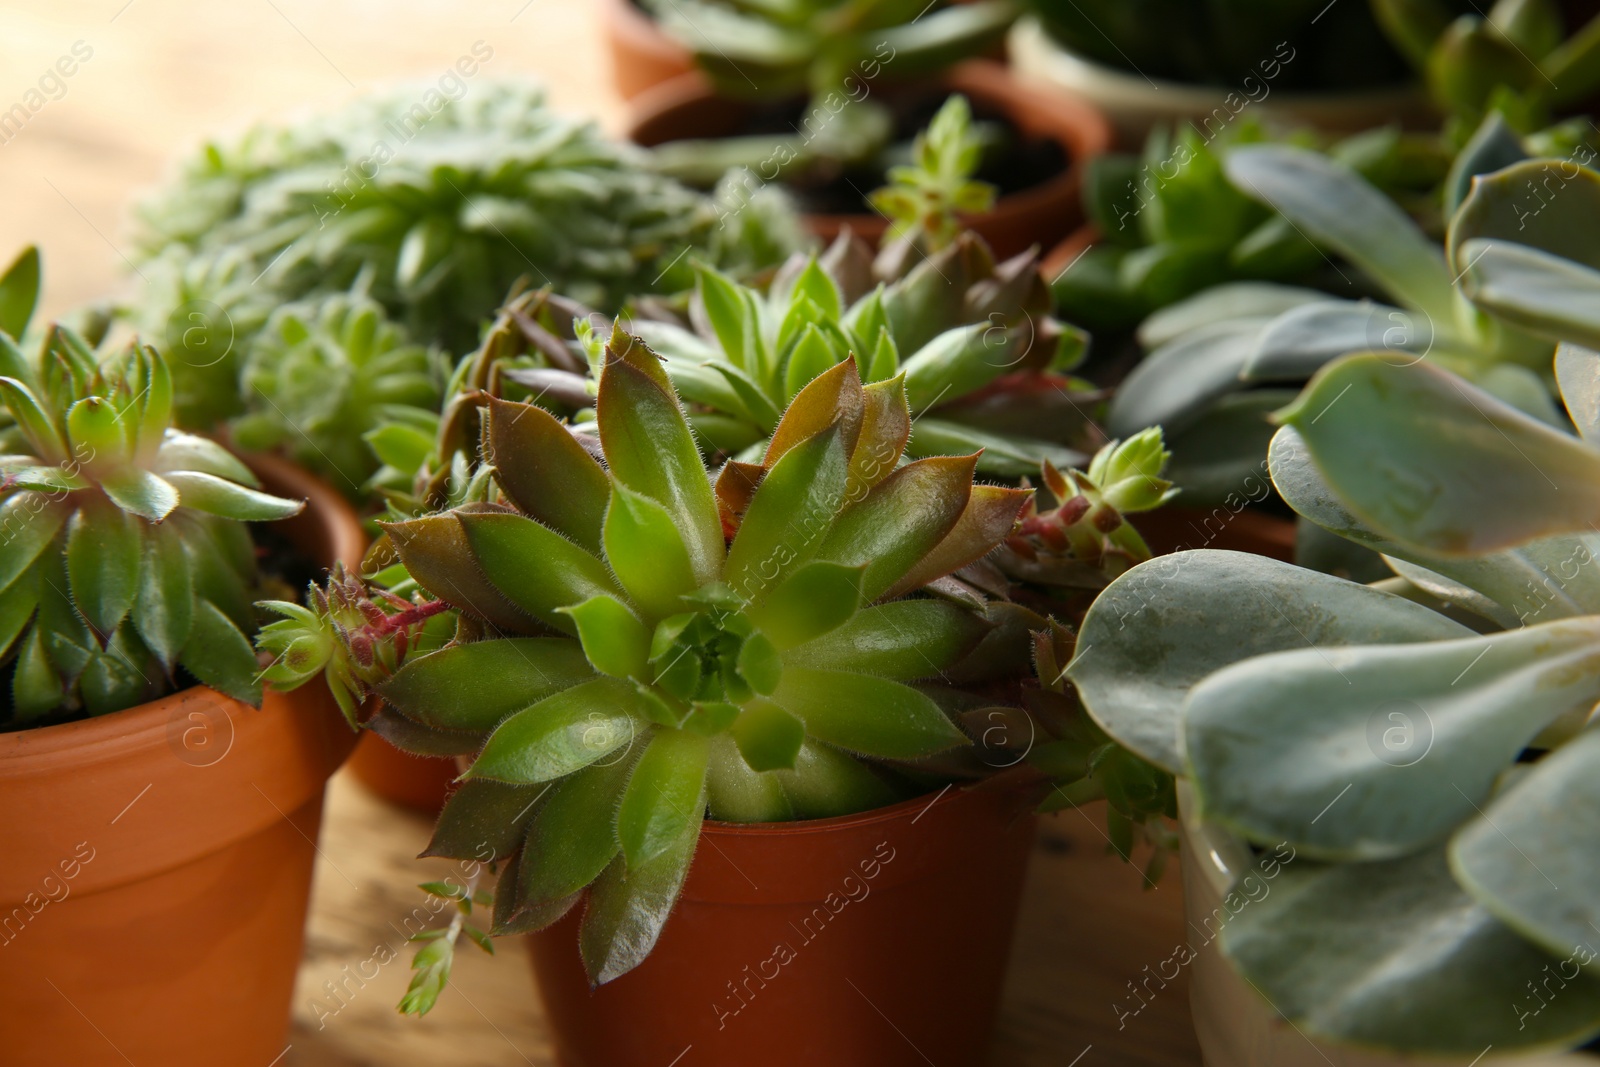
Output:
1242 301 1430 383
1136 282 1329 350
1106 321 1265 439
1556 343 1600 442
1458 238 1600 350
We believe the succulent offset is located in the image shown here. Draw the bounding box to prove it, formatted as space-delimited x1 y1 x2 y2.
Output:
0 248 302 725
1067 166 1600 1054
868 95 998 252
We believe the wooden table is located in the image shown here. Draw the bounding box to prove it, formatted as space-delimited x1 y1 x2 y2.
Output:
289 773 1202 1066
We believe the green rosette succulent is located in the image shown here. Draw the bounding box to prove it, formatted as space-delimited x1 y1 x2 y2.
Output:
0 248 302 726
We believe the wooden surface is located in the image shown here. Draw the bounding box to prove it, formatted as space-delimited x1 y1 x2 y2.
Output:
288 772 1202 1066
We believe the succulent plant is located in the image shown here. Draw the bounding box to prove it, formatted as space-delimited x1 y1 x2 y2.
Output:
630 228 1099 477
0 247 302 726
229 289 446 491
1066 173 1600 1051
133 81 801 390
1372 0 1600 135
643 0 1015 187
868 95 998 252
1106 133 1583 507
1054 119 1452 333
1017 0 1411 89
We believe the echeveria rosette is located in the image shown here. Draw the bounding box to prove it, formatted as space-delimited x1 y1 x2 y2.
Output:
633 229 1098 478
0 249 302 724
376 331 1030 987
1067 343 1600 1052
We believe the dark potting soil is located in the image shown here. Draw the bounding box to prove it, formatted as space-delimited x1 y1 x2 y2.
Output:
705 89 1069 216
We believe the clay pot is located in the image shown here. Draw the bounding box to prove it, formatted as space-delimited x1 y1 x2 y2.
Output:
598 0 695 101
626 60 1112 261
0 455 362 1067
1136 503 1298 563
345 730 460 815
527 782 1036 1067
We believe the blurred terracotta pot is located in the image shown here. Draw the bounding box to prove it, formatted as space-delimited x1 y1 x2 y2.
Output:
627 60 1111 261
0 455 362 1067
599 0 695 101
1136 503 1297 563
527 781 1036 1067
346 730 459 814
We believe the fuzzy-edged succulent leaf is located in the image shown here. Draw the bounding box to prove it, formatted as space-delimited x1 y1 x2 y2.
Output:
745 561 863 650
560 595 650 679
468 676 645 785
423 779 546 863
385 514 542 633
724 424 849 602
784 599 991 681
131 520 193 669
0 495 67 594
65 496 141 638
1071 551 1472 773
486 397 610 554
764 358 864 467
1219 843 1600 1054
851 376 911 489
179 599 263 706
1451 726 1600 970
884 485 1031 599
616 728 709 868
580 813 698 985
729 700 805 772
816 454 974 601
1186 618 1600 860
163 470 303 521
1280 355 1600 555
772 667 965 759
598 334 723 584
517 755 634 912
98 468 180 523
603 482 698 621
379 638 595 732
457 510 623 634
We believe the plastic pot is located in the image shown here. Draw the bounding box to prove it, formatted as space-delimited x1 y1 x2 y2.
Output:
0 454 362 1067
626 60 1111 261
1009 18 1433 148
345 729 460 814
1178 786 1597 1067
527 781 1036 1067
598 0 695 100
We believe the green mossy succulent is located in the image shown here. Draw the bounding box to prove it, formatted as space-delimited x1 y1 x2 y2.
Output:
0 248 302 726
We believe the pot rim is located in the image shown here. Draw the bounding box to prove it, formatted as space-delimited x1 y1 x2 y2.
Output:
700 774 1031 838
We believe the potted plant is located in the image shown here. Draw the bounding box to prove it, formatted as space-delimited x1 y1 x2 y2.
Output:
1009 0 1430 144
1064 163 1600 1062
625 1 1110 258
596 0 695 100
0 247 364 1064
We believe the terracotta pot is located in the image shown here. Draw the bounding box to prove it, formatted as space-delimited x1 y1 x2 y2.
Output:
1009 18 1433 149
626 60 1111 261
1136 503 1298 564
1177 785 1597 1067
0 456 362 1067
598 0 695 101
346 730 460 814
527 782 1036 1067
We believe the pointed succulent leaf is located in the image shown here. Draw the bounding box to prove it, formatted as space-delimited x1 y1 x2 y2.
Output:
384 514 542 634
164 470 303 521
617 728 709 868
580 813 698 984
457 511 622 634
0 571 38 662
1220 844 1600 1054
379 638 595 731
0 377 68 463
12 628 63 720
1281 355 1600 555
816 454 974 601
1242 300 1428 383
131 520 192 669
730 700 805 772
789 258 842 321
0 246 40 341
179 599 263 706
1070 550 1472 774
367 704 486 757
518 755 634 908
707 732 793 820
598 335 723 584
782 324 845 402
153 432 259 486
422 779 546 863
773 667 966 759
1137 282 1328 349
1187 618 1600 860
746 561 863 649
850 376 910 490
784 599 990 681
560 595 649 679
468 676 644 784
694 264 762 373
764 357 863 467
603 482 698 621
704 361 783 431
883 485 1030 599
735 632 782 695
724 425 849 603
899 324 1012 414
0 494 66 594
486 397 610 554
65 497 141 639
1105 321 1263 439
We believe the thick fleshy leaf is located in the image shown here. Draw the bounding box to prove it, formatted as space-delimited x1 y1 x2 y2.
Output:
850 376 910 489
774 738 900 818
1281 354 1600 556
1221 843 1600 1053
132 521 192 668
883 485 1030 598
0 378 67 463
1162 390 1295 505
486 397 609 554
379 638 594 731
816 455 974 601
468 676 645 784
1186 618 1600 860
457 511 622 634
1242 300 1429 383
1442 113 1527 218
784 600 991 681
0 494 66 594
422 779 545 863
518 755 634 908
1458 238 1600 349
12 628 62 721
67 398 128 465
1556 343 1600 442
65 496 140 638
179 599 262 706
560 595 649 679
1136 282 1328 349
905 418 1086 478
765 358 863 466
598 336 723 584
1105 321 1263 439
384 514 542 634
899 324 1014 414
366 705 485 757
616 729 709 868
580 813 699 984
773 667 966 758
153 432 259 486
783 325 844 402
0 246 40 340
730 700 805 772
746 561 862 649
603 482 698 621
0 570 38 661
1452 726 1600 969
1449 157 1600 277
724 425 849 603
707 732 793 820
99 468 180 523
164 470 303 521
1070 550 1470 773
694 265 762 373
1225 146 1457 324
